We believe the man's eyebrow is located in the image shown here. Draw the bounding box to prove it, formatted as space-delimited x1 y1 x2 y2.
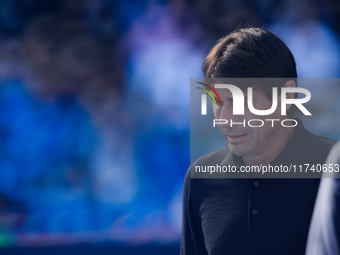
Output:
211 96 222 103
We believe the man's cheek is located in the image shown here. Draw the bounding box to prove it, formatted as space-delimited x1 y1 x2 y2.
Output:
213 107 222 118
243 109 257 120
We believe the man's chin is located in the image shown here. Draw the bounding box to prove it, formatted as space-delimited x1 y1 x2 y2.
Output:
228 145 247 157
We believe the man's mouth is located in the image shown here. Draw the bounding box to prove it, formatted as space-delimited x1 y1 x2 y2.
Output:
227 134 247 143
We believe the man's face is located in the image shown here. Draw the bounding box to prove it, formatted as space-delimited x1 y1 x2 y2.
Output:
213 87 286 159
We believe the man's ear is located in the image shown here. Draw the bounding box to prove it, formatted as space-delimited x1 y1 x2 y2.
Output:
281 80 296 112
283 80 296 100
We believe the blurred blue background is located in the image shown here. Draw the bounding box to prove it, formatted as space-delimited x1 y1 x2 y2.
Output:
0 0 339 254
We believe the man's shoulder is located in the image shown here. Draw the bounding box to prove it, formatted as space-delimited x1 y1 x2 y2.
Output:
190 147 229 168
314 133 337 149
303 129 337 165
296 120 336 154
184 146 236 188
311 131 337 159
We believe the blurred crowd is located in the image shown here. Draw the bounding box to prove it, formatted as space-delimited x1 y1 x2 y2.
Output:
0 0 339 247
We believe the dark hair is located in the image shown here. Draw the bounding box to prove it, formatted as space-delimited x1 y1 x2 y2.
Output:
203 27 297 116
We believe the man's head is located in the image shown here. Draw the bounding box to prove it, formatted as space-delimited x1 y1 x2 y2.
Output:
203 27 297 165
203 28 297 115
203 27 297 79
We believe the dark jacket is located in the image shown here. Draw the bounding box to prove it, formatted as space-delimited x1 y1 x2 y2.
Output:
181 122 335 255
